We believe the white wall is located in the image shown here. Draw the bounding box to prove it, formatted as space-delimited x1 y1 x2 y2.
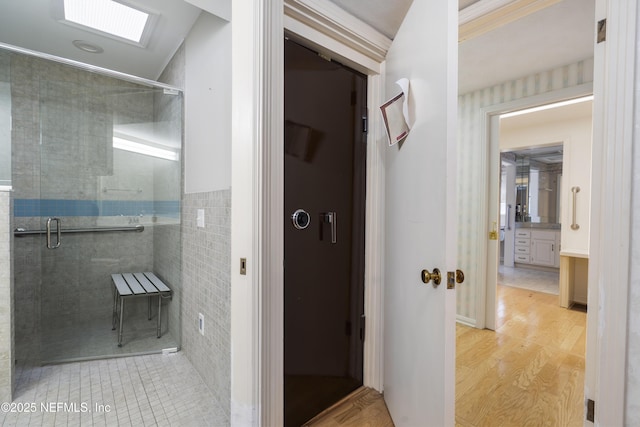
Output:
184 0 230 22
184 12 231 193
499 115 591 152
500 113 592 248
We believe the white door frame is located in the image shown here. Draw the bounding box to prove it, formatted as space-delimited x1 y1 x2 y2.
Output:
478 0 635 423
231 1 391 425
587 0 636 424
479 83 593 331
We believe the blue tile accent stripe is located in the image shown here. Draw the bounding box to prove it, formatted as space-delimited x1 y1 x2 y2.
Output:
14 199 180 218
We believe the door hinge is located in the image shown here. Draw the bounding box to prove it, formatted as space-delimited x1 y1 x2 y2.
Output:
586 399 595 422
360 315 366 341
597 19 606 43
362 116 368 134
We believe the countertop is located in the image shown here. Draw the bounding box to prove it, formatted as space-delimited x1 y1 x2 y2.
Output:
514 222 561 230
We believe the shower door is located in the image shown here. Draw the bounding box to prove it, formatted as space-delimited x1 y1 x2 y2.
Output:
36 80 182 362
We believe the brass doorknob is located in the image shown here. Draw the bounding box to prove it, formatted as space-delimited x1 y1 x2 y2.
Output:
456 269 465 284
421 268 441 286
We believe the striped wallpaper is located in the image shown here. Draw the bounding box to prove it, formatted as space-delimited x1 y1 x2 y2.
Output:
456 58 594 324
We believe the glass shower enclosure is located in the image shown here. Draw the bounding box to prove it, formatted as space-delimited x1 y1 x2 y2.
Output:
9 48 182 363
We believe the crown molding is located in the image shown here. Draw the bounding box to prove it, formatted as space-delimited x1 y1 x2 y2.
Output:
459 0 561 42
284 0 392 63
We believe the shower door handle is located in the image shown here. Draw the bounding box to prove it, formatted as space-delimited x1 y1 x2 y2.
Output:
46 217 61 249
320 212 337 244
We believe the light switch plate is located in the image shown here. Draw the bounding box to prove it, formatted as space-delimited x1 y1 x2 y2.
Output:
197 209 205 228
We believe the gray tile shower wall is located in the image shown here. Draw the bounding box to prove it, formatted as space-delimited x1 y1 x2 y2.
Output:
181 190 231 423
0 190 14 402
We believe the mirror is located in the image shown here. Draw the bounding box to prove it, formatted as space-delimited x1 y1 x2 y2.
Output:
503 144 563 225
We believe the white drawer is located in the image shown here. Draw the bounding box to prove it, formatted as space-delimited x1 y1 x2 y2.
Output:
515 238 530 246
515 230 531 238
515 254 531 263
515 246 530 254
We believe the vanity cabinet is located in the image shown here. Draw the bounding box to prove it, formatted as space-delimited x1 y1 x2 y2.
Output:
514 230 531 263
530 230 559 267
514 229 560 268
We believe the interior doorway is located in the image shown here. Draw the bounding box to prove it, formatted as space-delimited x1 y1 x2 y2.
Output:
498 144 563 297
456 97 593 424
283 39 368 427
493 96 593 313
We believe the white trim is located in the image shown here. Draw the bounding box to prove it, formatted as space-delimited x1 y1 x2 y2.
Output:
260 1 285 426
284 0 391 65
589 0 636 424
362 70 386 392
456 315 477 328
459 0 514 24
230 0 283 425
459 0 561 42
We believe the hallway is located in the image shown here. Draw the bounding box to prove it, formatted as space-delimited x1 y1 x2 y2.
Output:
456 285 586 426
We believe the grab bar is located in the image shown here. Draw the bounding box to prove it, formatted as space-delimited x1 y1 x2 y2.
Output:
506 204 512 230
571 186 580 230
14 224 144 236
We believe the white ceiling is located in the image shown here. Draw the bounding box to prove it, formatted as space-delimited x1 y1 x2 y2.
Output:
0 0 202 81
458 0 595 94
327 0 595 94
0 0 595 95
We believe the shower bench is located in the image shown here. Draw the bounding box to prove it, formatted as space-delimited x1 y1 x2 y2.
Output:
111 272 172 347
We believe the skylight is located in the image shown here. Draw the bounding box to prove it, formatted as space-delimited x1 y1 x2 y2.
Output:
59 0 154 45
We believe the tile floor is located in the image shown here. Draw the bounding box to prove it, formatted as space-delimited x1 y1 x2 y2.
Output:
40 313 179 364
498 264 559 295
1 353 228 427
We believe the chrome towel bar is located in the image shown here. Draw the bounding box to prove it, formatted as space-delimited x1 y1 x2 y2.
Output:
14 224 144 236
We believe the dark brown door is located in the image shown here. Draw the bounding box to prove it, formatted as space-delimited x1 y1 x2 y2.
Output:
284 39 367 427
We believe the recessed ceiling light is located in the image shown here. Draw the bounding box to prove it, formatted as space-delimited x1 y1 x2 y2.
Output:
52 0 157 47
72 40 104 54
500 95 594 119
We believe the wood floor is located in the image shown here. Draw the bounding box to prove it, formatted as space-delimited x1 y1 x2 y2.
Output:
456 284 586 426
298 284 586 426
304 387 394 427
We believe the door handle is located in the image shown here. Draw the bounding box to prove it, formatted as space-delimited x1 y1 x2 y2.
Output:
506 204 512 230
46 217 61 249
421 268 441 286
320 212 337 244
